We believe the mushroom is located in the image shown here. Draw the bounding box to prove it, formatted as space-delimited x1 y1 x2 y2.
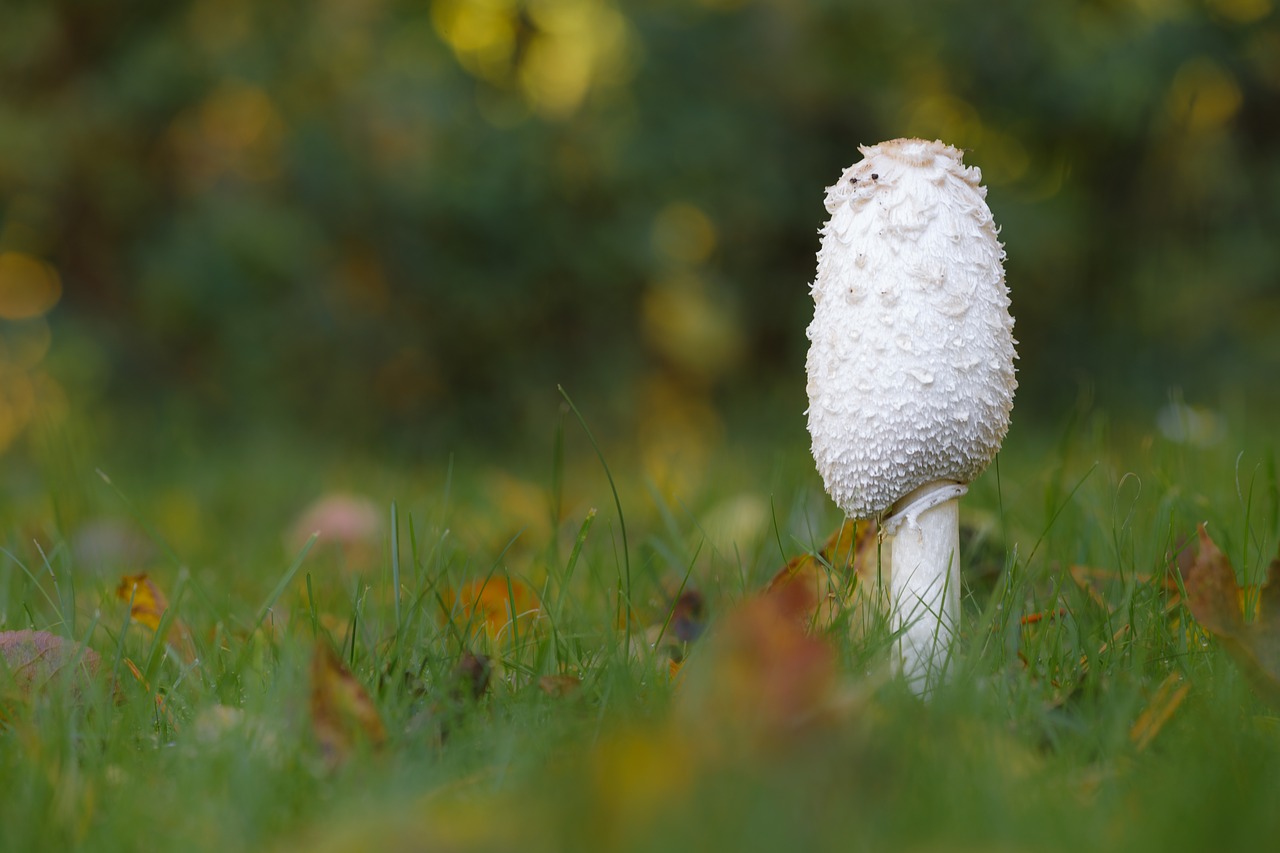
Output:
805 138 1017 694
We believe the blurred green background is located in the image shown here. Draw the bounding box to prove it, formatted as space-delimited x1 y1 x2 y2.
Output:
1 0 1278 474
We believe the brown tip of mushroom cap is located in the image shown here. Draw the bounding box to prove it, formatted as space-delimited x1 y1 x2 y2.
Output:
864 138 957 169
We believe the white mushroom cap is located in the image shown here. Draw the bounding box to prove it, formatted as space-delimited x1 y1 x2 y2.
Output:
806 138 1017 519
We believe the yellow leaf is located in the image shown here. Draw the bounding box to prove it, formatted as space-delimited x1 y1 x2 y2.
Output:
115 574 196 663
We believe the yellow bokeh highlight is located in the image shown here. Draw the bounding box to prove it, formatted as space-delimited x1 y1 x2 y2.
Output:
432 0 519 84
903 93 984 150
0 252 61 320
1205 0 1272 23
434 0 635 119
641 273 743 382
651 202 717 265
1166 57 1242 131
520 0 633 117
637 374 723 499
167 80 284 189
901 94 1029 185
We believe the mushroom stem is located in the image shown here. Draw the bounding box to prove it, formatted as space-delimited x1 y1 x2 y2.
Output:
883 481 966 695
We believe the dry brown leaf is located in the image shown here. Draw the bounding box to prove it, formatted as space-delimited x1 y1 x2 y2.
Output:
1183 524 1280 706
538 675 582 697
766 518 882 630
116 573 196 662
1069 564 1181 612
309 640 387 766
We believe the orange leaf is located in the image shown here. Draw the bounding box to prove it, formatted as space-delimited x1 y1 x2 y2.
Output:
440 577 541 638
116 574 196 663
766 518 881 629
309 640 387 767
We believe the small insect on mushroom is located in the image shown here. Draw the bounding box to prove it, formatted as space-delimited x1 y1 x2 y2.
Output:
805 138 1017 696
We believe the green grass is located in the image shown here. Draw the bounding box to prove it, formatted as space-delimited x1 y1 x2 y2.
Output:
4 403 1280 852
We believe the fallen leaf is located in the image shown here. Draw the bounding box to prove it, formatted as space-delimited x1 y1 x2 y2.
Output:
538 675 582 697
1069 564 1181 612
767 518 882 630
667 589 706 644
440 577 541 640
675 581 838 746
1129 671 1190 752
0 630 103 719
121 657 179 733
447 651 493 704
116 573 196 662
1182 524 1280 706
310 640 387 766
403 651 492 744
640 588 707 667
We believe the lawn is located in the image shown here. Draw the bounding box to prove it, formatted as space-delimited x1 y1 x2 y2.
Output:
2 399 1279 853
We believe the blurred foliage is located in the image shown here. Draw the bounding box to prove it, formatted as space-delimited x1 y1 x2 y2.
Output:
0 0 1278 463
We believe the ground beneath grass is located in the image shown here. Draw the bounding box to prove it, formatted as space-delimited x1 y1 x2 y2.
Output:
4 411 1280 852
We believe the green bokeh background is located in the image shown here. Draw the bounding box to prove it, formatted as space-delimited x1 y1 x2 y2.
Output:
2 0 1278 462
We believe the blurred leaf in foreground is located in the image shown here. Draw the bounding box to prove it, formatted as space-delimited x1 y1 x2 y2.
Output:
676 581 840 750
1183 524 1280 706
310 640 387 767
116 573 196 662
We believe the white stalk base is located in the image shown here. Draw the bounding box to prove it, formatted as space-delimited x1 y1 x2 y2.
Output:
883 482 965 696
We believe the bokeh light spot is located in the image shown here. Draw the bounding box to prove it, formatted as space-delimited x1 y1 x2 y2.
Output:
1166 58 1242 131
641 273 743 382
520 0 633 117
0 252 61 320
432 0 519 84
1205 0 1272 23
651 202 717 266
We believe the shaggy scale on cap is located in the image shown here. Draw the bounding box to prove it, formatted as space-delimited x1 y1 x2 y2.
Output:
806 138 1017 519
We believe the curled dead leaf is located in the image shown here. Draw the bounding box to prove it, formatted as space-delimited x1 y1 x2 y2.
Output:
1182 524 1280 706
